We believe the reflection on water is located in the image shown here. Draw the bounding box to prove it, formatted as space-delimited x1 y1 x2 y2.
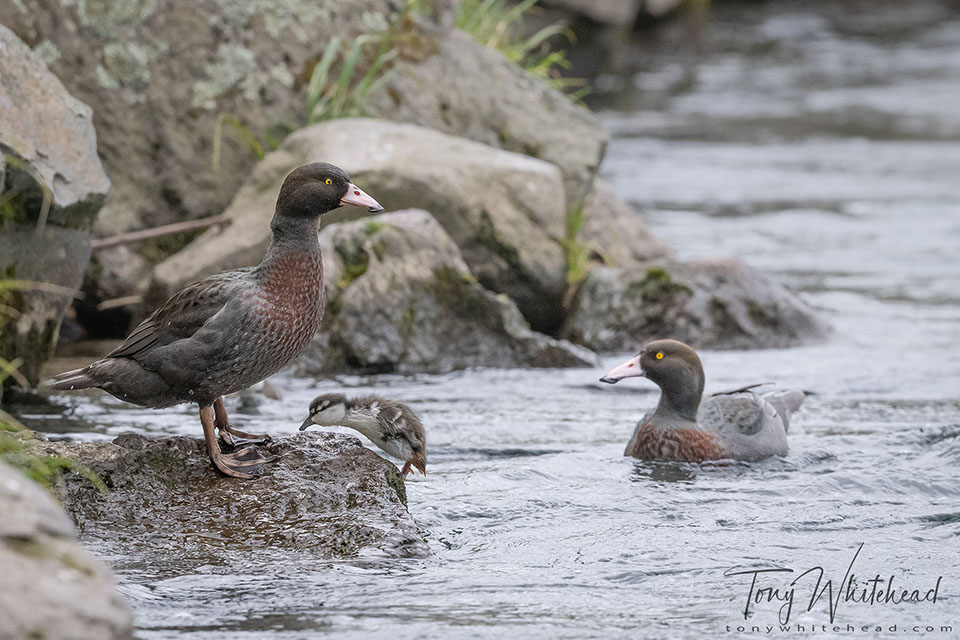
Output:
26 2 960 638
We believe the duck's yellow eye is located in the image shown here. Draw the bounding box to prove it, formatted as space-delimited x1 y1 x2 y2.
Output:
324 178 332 185
655 352 664 360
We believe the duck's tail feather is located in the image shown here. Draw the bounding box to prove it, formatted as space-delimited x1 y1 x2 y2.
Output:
45 367 96 391
765 389 805 432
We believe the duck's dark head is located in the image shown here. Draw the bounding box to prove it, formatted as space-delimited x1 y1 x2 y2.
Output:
600 339 705 420
300 392 350 429
276 162 384 219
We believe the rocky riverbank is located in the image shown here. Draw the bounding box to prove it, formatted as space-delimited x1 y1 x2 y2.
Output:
1 0 829 385
0 25 109 389
144 117 825 373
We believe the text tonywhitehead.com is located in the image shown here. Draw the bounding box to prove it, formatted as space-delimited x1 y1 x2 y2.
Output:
724 624 953 635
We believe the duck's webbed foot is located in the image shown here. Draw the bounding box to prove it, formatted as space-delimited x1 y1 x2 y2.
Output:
211 446 272 479
401 453 426 479
214 397 271 446
201 405 273 479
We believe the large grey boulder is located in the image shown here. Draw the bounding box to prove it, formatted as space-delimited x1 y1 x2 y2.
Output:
561 259 830 351
152 119 573 333
299 209 597 374
365 26 608 202
0 4 604 263
35 432 428 564
0 25 109 386
0 0 394 237
0 25 110 226
0 461 132 640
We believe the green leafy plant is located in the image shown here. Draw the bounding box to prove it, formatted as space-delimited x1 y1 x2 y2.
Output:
0 356 29 430
454 0 587 99
211 21 401 172
0 278 81 392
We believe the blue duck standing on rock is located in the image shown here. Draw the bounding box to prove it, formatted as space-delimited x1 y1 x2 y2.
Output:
600 339 804 462
47 163 384 479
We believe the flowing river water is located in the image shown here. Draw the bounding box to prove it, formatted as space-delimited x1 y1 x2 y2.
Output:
24 2 960 638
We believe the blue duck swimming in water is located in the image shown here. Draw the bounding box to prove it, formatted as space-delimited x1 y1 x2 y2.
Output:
47 163 384 478
600 339 804 462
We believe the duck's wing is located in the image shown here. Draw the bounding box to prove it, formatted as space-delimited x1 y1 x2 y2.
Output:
762 389 805 432
710 382 773 397
699 392 788 461
106 269 255 360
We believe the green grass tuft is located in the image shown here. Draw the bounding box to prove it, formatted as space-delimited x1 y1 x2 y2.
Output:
305 34 399 124
561 201 588 289
453 0 587 100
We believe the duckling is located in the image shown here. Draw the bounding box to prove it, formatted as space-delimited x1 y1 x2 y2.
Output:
300 394 427 477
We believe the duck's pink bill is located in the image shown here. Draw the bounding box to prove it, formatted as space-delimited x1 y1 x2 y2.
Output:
600 354 645 384
341 183 384 213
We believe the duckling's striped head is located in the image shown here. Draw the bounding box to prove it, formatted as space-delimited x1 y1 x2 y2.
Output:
301 393 349 429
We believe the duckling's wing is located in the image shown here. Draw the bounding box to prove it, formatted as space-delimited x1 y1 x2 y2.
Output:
699 392 788 461
107 269 254 360
373 402 411 438
375 403 426 451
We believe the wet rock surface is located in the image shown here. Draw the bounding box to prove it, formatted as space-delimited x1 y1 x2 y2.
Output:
0 461 132 640
0 25 109 386
300 210 597 374
34 431 428 564
562 259 830 351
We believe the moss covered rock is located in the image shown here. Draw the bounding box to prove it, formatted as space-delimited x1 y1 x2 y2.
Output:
561 259 830 351
300 209 597 374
